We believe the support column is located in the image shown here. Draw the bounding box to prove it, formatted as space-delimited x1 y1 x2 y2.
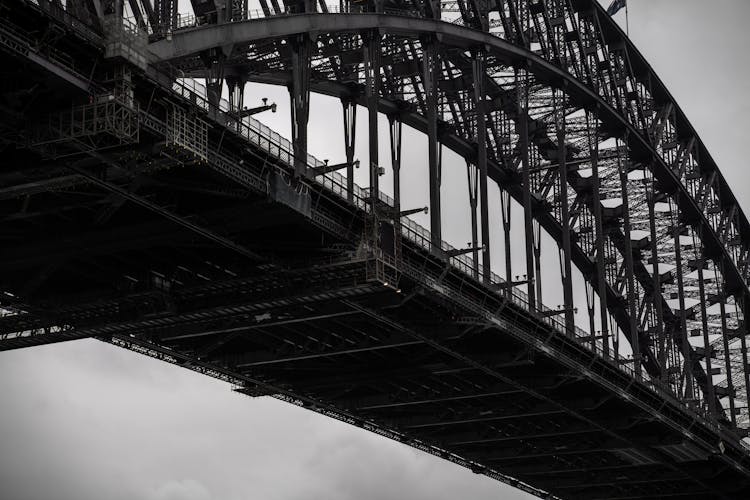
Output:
229 0 248 20
171 0 178 29
618 135 642 378
390 114 403 262
364 30 381 211
533 220 542 308
201 49 224 117
672 194 695 402
154 0 170 31
716 263 736 426
104 0 124 16
467 160 480 281
342 97 357 202
556 90 575 337
501 189 513 299
646 176 667 384
588 109 610 357
740 293 750 421
473 48 491 284
585 282 597 345
694 232 717 418
518 68 536 311
289 34 312 178
426 0 441 19
389 114 403 213
226 73 246 132
423 37 442 251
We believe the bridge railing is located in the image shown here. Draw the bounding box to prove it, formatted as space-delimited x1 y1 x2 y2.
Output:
165 74 642 375
24 0 104 45
171 4 442 33
31 9 707 427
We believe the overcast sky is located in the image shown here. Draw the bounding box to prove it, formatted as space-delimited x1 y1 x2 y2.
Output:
2 2 749 500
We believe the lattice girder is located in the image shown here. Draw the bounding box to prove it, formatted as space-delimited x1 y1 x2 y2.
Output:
4 0 750 497
150 12 749 429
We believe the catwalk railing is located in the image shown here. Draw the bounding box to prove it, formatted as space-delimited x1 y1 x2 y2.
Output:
150 1 750 307
165 71 734 434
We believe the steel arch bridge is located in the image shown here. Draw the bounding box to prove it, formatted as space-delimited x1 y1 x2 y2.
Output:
1 0 750 498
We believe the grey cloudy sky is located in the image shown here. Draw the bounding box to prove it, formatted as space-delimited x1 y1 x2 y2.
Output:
1 2 749 500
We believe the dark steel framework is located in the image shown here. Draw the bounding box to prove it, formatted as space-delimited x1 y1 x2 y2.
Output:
1 0 750 498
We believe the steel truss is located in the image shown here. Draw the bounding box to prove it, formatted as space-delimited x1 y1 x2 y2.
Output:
148 7 750 429
1 1 750 499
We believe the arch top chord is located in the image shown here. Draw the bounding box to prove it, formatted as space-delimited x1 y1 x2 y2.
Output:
147 12 750 299
145 11 750 432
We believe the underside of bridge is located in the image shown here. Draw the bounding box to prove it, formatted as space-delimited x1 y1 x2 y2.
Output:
2 0 750 498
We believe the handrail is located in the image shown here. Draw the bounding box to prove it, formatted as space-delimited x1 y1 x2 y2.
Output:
166 73 663 394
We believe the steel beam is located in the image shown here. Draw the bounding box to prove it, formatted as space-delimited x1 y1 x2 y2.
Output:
149 12 750 339
617 135 642 378
472 48 491 283
500 188 513 299
556 90 574 337
364 29 381 213
694 232 718 418
289 34 312 178
422 36 442 251
518 68 536 311
342 96 357 202
672 195 696 402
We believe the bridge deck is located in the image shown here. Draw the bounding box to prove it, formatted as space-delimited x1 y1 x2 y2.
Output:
1 2 750 499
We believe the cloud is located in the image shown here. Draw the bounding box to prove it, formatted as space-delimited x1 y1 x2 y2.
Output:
147 480 211 500
0 341 531 500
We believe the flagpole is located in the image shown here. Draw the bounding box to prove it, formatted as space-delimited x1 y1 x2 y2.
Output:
625 2 629 36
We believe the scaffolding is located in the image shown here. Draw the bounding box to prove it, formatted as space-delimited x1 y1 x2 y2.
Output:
33 67 139 149
365 248 401 291
166 104 208 162
363 206 401 289
33 98 138 150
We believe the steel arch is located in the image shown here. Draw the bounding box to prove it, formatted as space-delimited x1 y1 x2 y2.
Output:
3 0 750 497
149 11 750 428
